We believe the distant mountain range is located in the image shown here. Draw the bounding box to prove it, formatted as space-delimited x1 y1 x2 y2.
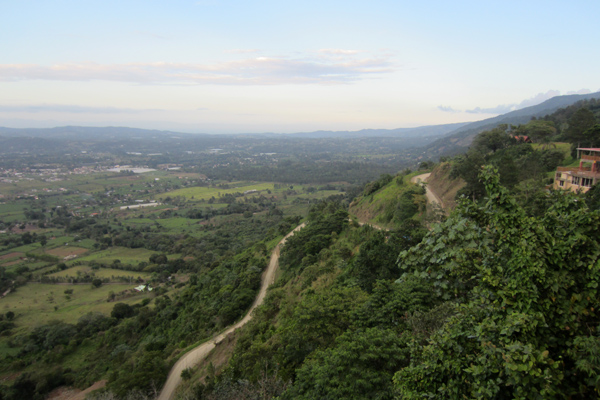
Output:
0 122 469 141
1 91 599 157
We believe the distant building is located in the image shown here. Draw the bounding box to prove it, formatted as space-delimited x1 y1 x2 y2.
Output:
514 135 532 143
554 148 600 192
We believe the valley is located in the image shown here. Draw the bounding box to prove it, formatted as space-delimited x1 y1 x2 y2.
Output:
0 92 600 399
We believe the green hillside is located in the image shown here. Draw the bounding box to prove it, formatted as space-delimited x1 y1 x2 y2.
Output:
349 171 428 228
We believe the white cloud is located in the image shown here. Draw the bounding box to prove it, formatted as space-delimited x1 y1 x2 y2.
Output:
438 105 460 113
465 90 590 115
516 90 560 108
566 89 592 95
0 55 394 85
466 104 516 114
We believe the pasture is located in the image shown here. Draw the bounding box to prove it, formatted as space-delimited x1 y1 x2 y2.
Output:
48 266 152 281
1 282 151 329
157 182 275 200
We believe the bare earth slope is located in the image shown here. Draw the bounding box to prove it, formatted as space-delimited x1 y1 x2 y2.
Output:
157 224 305 400
411 173 444 208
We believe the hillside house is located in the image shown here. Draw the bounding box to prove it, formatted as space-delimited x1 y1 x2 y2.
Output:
554 148 600 192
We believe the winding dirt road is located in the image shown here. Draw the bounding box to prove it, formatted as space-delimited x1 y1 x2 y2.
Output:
411 173 444 209
157 224 305 400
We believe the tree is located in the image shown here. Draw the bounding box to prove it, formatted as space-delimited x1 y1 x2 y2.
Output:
394 166 600 398
472 125 513 153
516 120 557 149
566 108 597 148
111 303 135 319
284 328 410 400
5 311 14 321
450 149 486 200
349 231 401 293
92 278 102 288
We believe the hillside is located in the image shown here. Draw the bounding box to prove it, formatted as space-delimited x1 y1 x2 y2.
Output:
348 171 429 228
422 91 600 158
425 162 466 210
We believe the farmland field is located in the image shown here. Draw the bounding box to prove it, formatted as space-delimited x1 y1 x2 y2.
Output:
157 181 275 200
1 283 151 329
75 247 167 265
49 266 152 281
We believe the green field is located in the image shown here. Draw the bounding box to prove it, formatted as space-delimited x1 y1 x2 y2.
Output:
1 283 151 329
49 266 152 281
75 247 164 265
157 181 275 200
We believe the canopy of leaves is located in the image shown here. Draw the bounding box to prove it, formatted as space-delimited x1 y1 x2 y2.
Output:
395 166 600 398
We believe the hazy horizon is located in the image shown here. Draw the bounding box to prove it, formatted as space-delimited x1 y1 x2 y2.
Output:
2 1 599 133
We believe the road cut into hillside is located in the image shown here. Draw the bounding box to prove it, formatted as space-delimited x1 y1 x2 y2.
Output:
411 172 444 210
157 223 306 400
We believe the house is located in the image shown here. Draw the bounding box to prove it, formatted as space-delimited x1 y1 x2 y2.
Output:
514 135 533 143
554 148 600 192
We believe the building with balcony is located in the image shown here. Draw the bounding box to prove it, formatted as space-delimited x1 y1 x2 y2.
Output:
554 148 600 192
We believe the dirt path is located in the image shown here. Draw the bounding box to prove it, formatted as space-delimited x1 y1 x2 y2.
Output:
157 224 306 400
411 173 444 209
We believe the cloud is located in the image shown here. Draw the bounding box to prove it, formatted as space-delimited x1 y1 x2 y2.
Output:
0 54 394 86
566 89 592 95
466 104 516 114
466 90 587 115
516 90 560 108
0 104 162 114
438 105 460 113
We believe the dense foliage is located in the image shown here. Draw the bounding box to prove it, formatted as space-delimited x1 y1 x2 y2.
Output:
395 166 600 398
186 166 600 400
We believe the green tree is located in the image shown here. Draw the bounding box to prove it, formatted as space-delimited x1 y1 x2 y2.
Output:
472 125 513 153
111 303 135 319
394 166 600 398
567 107 597 148
348 231 401 293
284 328 410 400
450 149 486 200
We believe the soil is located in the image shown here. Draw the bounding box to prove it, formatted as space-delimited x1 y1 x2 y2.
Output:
46 380 107 400
45 247 89 258
0 252 24 261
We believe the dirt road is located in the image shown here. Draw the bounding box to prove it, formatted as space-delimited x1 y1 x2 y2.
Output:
411 173 444 209
157 224 305 400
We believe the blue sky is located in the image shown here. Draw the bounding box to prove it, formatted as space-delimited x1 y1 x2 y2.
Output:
1 0 599 133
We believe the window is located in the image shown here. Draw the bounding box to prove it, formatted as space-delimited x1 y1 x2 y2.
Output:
572 176 581 185
582 177 593 187
559 180 564 187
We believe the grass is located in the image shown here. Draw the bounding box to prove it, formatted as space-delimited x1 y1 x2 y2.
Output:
157 182 275 200
49 266 152 281
76 247 161 265
1 283 152 329
45 246 89 258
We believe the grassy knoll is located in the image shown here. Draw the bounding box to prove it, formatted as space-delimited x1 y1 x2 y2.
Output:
1 283 151 329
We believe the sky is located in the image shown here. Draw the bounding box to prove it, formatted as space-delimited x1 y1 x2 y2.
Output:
1 0 599 134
